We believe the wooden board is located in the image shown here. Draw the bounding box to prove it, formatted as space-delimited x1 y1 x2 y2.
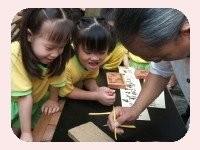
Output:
68 122 114 142
106 72 126 89
134 69 149 79
42 124 55 142
32 100 65 142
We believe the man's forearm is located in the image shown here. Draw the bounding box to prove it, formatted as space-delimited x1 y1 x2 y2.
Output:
131 72 170 116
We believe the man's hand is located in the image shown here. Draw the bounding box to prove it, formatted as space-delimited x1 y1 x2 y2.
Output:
107 106 138 134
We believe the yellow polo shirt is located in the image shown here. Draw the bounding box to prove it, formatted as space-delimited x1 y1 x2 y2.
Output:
102 43 127 70
59 55 99 97
11 41 66 103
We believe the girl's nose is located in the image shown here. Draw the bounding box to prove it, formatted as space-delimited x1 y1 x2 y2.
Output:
90 54 99 60
50 50 59 58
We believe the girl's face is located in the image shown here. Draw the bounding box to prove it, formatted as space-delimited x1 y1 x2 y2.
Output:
77 45 108 71
28 34 65 65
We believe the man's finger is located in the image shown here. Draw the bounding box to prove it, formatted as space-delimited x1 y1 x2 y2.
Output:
116 127 124 134
108 112 115 129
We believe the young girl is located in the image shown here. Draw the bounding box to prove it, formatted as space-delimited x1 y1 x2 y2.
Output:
102 42 128 70
59 17 116 105
99 9 129 70
11 8 73 141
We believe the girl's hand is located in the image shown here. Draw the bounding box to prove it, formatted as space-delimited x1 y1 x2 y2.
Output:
41 99 60 115
99 86 115 95
96 87 116 106
20 132 33 142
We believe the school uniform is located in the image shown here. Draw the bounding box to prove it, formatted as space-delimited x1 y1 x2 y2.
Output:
59 55 99 97
102 43 126 70
11 41 66 128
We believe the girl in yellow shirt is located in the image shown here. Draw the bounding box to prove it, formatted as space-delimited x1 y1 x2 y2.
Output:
59 17 116 105
11 8 73 141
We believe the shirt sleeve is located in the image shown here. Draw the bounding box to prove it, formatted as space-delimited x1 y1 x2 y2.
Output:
102 44 126 70
50 70 66 88
85 69 99 80
11 42 32 98
59 67 75 97
150 61 173 78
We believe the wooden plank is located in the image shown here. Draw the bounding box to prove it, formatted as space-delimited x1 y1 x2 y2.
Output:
49 111 61 125
32 100 65 142
32 114 52 142
41 124 56 142
59 100 65 110
68 122 114 142
106 72 126 89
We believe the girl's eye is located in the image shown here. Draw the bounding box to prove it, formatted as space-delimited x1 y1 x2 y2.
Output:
99 51 107 55
46 47 53 51
84 50 91 54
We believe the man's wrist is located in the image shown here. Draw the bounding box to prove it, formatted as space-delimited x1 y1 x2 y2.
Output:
129 105 141 120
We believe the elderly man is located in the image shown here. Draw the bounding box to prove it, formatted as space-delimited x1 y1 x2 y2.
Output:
107 8 190 134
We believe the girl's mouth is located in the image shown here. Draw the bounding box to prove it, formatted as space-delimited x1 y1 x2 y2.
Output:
42 58 54 64
88 61 99 68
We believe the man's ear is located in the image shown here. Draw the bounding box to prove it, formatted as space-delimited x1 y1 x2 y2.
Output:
27 29 33 42
180 21 190 36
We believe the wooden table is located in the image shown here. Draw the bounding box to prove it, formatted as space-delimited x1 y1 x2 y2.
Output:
51 70 187 142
